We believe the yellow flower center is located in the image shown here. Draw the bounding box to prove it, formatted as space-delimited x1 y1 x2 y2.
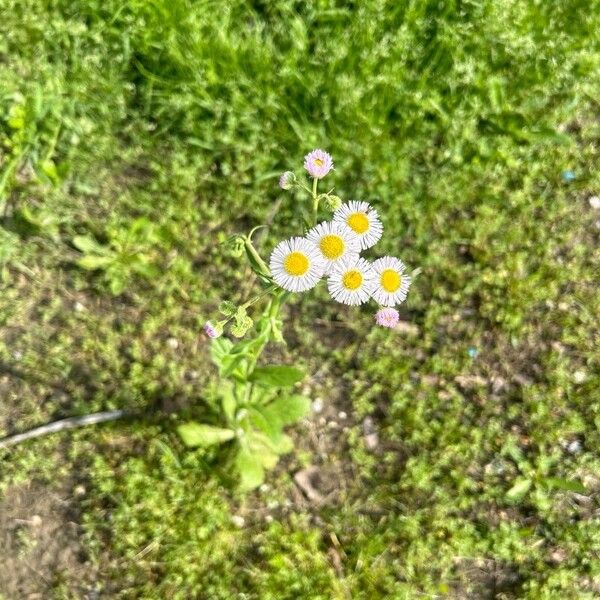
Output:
319 234 345 260
284 251 309 276
381 269 401 292
342 270 363 290
314 158 324 167
347 212 369 234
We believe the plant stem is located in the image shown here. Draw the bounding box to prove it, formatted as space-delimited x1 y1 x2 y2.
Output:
311 177 319 225
0 410 128 449
244 237 270 276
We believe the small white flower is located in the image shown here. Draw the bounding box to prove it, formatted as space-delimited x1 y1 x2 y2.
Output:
371 256 411 306
327 256 377 305
306 220 361 275
333 200 383 250
269 237 325 292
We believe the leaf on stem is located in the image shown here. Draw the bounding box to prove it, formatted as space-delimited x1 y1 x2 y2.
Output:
177 422 235 448
249 365 305 387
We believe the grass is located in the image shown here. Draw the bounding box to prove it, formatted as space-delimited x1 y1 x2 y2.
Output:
0 0 599 597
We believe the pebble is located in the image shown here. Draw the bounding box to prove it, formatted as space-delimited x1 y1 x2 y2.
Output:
363 417 379 450
74 301 85 312
588 196 600 210
167 337 179 350
567 440 582 454
230 515 245 528
364 433 379 450
338 411 347 420
312 398 324 413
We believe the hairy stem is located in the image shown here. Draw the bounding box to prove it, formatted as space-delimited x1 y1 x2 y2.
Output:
311 177 319 224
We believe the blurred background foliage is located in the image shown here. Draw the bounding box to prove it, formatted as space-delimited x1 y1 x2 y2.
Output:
0 0 599 598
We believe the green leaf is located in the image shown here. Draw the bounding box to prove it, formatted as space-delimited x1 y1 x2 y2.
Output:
506 478 532 501
231 316 253 338
218 300 237 316
73 235 109 255
210 337 247 379
177 422 235 448
210 337 233 365
221 383 237 423
40 159 59 184
109 273 127 295
247 431 279 469
543 477 586 494
264 394 311 426
77 255 113 270
249 365 305 387
236 446 265 492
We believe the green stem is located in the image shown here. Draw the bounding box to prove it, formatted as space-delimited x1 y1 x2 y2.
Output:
311 177 319 225
244 237 270 276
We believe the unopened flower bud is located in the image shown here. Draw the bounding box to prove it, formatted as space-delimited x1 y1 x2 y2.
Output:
278 171 296 190
324 194 342 211
203 320 223 339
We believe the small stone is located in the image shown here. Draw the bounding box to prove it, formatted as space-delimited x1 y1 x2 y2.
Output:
491 376 507 393
573 370 587 384
364 433 379 450
567 440 582 454
74 485 86 497
30 515 42 527
327 420 338 429
363 417 379 449
588 196 600 210
395 321 419 335
231 515 245 528
312 398 324 413
362 417 376 435
338 411 347 420
265 514 274 523
74 301 85 312
167 337 179 350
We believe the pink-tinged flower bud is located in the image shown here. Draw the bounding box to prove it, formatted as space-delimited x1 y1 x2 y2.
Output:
303 149 333 179
278 171 296 190
203 321 221 339
375 307 400 329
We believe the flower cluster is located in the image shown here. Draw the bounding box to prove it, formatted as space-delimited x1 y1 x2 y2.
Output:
272 149 412 328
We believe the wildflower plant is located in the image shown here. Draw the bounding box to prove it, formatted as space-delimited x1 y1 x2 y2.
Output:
178 150 417 491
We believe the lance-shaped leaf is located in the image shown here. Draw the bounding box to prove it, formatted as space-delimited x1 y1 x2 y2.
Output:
177 422 235 448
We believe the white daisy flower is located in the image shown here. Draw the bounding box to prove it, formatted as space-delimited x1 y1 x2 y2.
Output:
327 256 377 306
269 237 326 293
306 220 361 275
333 200 383 250
371 256 411 306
